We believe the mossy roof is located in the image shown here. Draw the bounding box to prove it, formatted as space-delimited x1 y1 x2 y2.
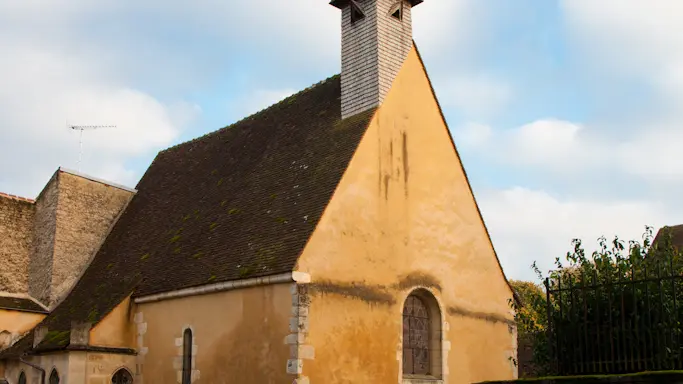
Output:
0 296 46 314
1 74 376 358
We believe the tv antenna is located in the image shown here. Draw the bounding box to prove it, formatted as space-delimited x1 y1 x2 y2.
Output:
68 124 116 172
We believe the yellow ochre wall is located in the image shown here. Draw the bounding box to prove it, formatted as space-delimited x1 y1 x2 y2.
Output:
0 309 44 336
296 45 516 384
89 295 135 349
138 283 292 383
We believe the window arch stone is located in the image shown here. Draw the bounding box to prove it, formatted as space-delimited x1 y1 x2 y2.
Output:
175 325 199 384
111 368 134 384
182 328 193 384
401 288 444 382
49 368 60 384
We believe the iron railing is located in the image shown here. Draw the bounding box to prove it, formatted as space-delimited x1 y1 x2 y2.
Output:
545 259 683 375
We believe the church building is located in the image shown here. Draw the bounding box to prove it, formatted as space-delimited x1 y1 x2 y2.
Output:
0 1 518 383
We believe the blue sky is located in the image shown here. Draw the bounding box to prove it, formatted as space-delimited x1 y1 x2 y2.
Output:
2 0 683 283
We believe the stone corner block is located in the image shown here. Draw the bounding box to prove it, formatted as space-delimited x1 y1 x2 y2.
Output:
286 359 304 375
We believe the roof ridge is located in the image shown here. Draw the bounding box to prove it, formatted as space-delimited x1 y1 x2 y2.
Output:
0 191 35 204
159 73 341 154
58 167 137 193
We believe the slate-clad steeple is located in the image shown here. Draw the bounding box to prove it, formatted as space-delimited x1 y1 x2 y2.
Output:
330 0 424 119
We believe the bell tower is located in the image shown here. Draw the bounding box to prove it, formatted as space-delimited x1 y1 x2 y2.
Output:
330 0 424 119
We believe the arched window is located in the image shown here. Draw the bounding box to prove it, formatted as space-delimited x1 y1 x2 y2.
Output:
182 328 193 384
402 290 442 378
111 368 134 384
18 371 26 384
49 369 60 384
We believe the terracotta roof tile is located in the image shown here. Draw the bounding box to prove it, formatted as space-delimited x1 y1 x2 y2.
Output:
0 192 34 204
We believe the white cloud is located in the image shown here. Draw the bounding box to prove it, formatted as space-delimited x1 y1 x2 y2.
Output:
479 186 680 281
458 117 683 184
560 0 683 101
0 17 199 198
412 0 482 54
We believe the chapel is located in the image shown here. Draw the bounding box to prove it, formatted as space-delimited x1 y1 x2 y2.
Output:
0 1 519 383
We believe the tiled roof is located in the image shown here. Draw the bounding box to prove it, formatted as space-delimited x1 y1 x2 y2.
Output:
0 192 34 204
653 224 683 249
0 296 46 313
1 74 376 357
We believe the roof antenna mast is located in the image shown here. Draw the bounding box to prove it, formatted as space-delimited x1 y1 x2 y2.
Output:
68 124 116 172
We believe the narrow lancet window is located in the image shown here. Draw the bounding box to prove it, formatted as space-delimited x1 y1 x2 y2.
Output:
182 328 193 384
49 369 60 384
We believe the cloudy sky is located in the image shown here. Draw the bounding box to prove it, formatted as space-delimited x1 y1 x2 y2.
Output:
1 0 682 283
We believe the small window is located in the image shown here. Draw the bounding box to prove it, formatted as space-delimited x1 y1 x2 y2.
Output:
390 2 403 21
49 369 60 384
350 0 365 23
18 372 27 384
182 328 193 384
112 368 134 384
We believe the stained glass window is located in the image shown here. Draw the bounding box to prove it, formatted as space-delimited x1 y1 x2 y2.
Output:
182 328 193 384
402 294 431 375
111 369 133 384
18 372 26 384
49 369 59 384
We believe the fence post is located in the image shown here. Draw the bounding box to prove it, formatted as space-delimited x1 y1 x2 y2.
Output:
545 277 555 375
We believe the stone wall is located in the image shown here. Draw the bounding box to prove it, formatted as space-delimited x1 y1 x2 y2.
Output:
2 169 133 308
48 172 133 307
0 195 35 294
28 174 60 303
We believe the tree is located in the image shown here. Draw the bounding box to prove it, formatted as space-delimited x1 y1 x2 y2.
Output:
510 279 549 377
512 225 683 376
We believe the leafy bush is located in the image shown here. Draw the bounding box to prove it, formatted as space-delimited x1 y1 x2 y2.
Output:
511 226 683 377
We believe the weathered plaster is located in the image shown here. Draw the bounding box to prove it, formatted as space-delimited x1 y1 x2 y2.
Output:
296 44 516 384
89 296 135 349
0 309 45 350
138 283 291 382
3 351 136 384
3 352 69 384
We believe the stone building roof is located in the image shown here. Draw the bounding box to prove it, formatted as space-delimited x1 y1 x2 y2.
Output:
1 74 377 357
0 193 34 204
652 224 683 248
0 296 47 314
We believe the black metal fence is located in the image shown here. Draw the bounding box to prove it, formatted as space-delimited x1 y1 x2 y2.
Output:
545 258 683 376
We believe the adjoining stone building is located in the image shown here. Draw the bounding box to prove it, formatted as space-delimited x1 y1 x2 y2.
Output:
0 1 520 383
0 169 134 352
